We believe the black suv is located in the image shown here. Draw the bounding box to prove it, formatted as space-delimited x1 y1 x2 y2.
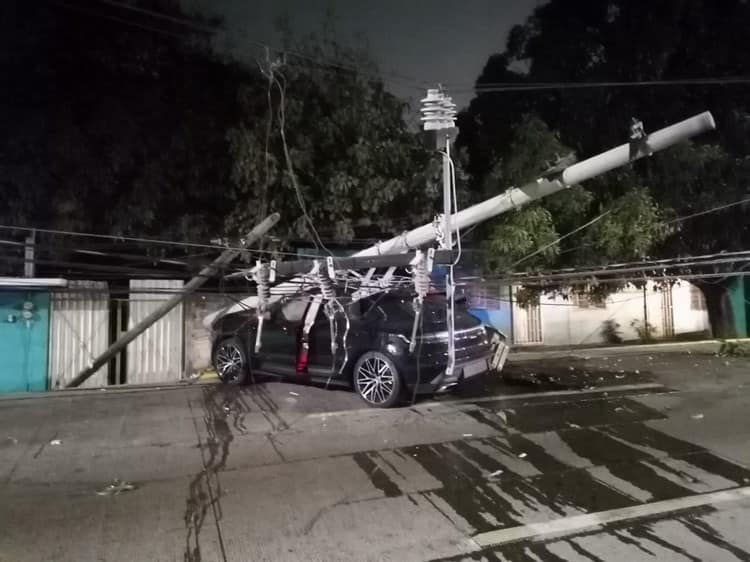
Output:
209 291 508 407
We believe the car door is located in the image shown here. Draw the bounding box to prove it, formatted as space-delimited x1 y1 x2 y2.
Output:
308 300 360 380
260 296 311 376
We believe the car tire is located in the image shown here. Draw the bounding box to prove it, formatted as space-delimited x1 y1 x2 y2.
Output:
353 351 402 408
213 337 249 385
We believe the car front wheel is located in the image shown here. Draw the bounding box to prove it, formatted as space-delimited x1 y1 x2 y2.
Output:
353 351 402 408
213 337 249 385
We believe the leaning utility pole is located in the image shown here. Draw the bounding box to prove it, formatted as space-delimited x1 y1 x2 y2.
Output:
421 88 458 375
209 111 715 324
24 230 35 278
67 213 280 388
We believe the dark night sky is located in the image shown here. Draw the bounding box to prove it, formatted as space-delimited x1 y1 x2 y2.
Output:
183 0 540 109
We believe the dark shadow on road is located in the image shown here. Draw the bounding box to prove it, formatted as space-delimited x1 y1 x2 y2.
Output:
346 395 750 562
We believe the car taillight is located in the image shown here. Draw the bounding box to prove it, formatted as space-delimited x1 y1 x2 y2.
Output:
296 342 309 374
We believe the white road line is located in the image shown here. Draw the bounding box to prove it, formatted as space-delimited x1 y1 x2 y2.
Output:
473 486 750 548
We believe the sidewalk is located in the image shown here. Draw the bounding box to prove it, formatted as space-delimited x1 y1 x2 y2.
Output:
509 338 750 362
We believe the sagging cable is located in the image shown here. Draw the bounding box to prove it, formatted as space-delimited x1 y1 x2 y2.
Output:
408 248 435 353
312 259 350 379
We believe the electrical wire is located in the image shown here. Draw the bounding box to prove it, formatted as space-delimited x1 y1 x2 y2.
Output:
465 76 750 94
411 302 424 406
272 72 333 257
508 209 612 270
55 0 429 93
664 196 750 225
54 0 750 101
481 253 750 282
0 224 309 258
51 0 200 39
92 0 217 33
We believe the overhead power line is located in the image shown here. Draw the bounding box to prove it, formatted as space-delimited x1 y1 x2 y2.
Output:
56 0 428 92
53 0 198 38
52 2 750 97
473 255 750 285
466 76 750 94
92 0 217 33
0 224 307 258
665 196 750 225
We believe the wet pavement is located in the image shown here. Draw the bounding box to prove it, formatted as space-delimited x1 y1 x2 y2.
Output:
1 351 749 561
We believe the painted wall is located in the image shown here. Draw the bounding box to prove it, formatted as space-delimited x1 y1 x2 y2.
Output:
0 290 50 392
185 294 235 375
729 277 748 338
538 282 710 347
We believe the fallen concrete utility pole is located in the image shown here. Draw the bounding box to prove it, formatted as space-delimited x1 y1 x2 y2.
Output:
225 249 459 279
67 213 280 388
207 111 715 323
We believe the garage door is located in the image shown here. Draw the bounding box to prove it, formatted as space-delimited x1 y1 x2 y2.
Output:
0 290 50 393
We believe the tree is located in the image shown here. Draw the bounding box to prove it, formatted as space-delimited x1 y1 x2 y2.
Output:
458 0 750 336
223 31 443 251
0 3 441 277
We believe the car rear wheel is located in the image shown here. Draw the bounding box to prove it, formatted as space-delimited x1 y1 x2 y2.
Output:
213 337 248 385
353 351 402 408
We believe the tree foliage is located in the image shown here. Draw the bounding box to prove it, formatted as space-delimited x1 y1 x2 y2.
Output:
0 2 441 256
0 2 242 243
458 0 750 335
224 32 441 247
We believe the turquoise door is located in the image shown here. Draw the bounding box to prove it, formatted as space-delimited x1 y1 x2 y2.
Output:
0 290 50 392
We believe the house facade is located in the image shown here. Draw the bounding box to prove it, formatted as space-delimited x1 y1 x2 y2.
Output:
467 280 712 347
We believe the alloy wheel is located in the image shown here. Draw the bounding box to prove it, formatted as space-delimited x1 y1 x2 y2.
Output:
356 355 396 406
215 342 245 383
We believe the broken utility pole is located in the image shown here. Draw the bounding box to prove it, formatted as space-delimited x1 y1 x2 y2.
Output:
66 213 280 388
210 111 716 323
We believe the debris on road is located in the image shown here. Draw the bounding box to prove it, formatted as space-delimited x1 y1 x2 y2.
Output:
463 433 473 438
488 469 504 480
518 452 528 459
567 423 582 429
691 413 705 420
289 391 300 397
96 479 137 496
49 439 62 446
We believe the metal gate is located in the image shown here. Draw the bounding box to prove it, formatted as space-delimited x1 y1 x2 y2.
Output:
512 291 543 345
661 285 675 338
126 280 184 384
49 281 109 389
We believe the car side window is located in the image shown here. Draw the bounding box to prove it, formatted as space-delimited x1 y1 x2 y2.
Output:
280 298 310 323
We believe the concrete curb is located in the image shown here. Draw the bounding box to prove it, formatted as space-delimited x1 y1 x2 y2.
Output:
508 339 749 362
0 378 219 403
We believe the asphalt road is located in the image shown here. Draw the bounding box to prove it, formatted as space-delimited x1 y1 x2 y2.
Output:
1 352 750 562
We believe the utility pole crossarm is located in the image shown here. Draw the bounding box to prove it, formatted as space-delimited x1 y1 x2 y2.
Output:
66 213 280 389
